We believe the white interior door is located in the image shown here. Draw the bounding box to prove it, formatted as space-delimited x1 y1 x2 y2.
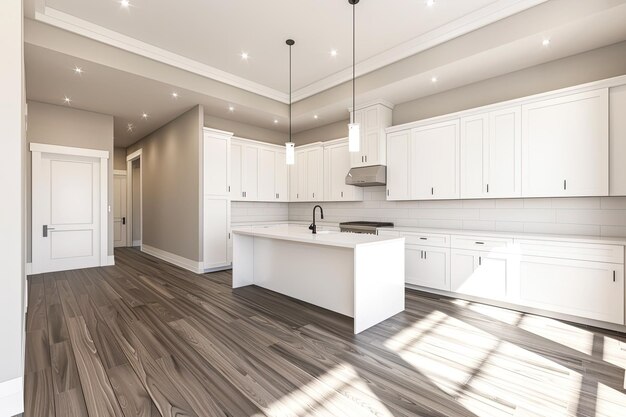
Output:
33 152 102 273
113 173 127 247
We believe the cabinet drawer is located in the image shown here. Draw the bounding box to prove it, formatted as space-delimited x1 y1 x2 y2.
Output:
451 235 513 252
403 232 450 248
517 239 624 264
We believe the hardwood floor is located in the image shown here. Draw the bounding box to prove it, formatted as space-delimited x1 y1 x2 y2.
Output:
24 247 626 417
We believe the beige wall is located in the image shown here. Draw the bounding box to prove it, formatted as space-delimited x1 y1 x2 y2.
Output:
394 41 626 125
204 114 285 145
127 106 203 262
293 119 349 146
114 147 127 170
26 101 115 261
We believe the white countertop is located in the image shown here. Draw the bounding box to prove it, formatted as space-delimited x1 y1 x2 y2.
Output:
232 224 403 249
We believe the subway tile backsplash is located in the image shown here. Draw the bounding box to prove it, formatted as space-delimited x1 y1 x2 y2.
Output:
231 187 626 237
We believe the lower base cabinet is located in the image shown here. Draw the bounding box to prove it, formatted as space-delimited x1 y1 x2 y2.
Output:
451 249 508 301
406 245 450 291
518 256 624 325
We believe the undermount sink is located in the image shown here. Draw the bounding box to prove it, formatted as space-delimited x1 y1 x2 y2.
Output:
314 230 336 235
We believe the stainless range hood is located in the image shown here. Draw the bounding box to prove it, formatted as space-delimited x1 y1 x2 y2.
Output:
345 165 386 187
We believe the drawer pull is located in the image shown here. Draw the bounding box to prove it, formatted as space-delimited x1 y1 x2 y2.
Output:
420 237 427 240
475 241 485 245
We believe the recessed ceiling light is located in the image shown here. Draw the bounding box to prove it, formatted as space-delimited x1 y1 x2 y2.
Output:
141 113 149 120
63 96 72 105
542 38 551 47
330 49 338 57
127 123 134 132
120 0 130 8
314 115 319 119
171 92 178 99
228 105 235 112
241 52 249 60
273 119 279 124
426 0 435 7
431 76 438 83
73 66 83 75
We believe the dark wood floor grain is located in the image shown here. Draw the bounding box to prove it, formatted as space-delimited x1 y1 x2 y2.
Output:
25 247 626 417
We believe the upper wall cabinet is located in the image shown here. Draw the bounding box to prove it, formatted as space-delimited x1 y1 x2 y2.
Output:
521 89 609 197
350 102 393 168
386 130 411 201
290 144 324 202
231 139 288 202
411 120 460 200
460 106 522 199
610 85 626 196
324 139 363 202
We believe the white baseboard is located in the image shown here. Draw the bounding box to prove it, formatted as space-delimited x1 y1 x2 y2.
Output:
0 377 23 417
141 244 204 274
105 255 115 266
203 264 232 273
132 240 142 247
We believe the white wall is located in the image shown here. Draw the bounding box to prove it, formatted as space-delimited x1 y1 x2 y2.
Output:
289 190 626 238
0 0 25 415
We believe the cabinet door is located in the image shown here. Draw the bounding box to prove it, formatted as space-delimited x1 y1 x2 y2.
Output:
405 245 450 291
519 256 623 324
522 89 609 197
295 151 308 201
350 110 366 167
460 114 488 199
204 133 229 197
386 130 411 200
411 120 460 200
488 106 521 198
257 148 275 201
230 142 243 200
328 144 348 201
610 85 626 196
203 196 230 269
275 151 289 201
242 146 259 200
451 250 507 300
307 148 323 201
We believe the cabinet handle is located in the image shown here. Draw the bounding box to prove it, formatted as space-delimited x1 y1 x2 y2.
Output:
479 256 482 266
313 192 315 198
486 184 489 193
420 237 427 240
297 193 299 199
614 270 616 282
564 179 567 190
424 251 427 260
387 189 390 197
341 191 344 198
431 187 434 195
361 156 364 163
365 155 368 163
420 251 424 259
228 233 231 239
228 186 231 192
475 241 485 245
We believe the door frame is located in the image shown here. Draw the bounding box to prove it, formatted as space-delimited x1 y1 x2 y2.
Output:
30 143 109 273
126 149 142 248
113 169 128 247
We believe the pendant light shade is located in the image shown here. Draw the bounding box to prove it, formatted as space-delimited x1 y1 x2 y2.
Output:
285 39 295 165
348 0 360 153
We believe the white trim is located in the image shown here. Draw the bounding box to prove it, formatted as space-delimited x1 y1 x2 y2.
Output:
35 7 288 103
25 263 32 275
132 240 142 247
30 144 109 274
141 244 204 274
34 1 548 102
348 99 395 113
0 376 23 417
126 149 142 248
30 142 109 159
106 255 115 266
387 74 626 133
231 136 284 150
204 264 232 273
126 148 143 162
114 169 126 176
203 127 234 139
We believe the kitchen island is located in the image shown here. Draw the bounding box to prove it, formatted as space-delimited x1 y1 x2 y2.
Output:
232 224 405 334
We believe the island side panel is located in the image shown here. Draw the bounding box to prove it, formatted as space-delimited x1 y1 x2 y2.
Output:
252 237 355 317
233 233 254 288
353 238 405 334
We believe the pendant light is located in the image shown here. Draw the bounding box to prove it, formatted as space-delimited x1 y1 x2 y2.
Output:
285 39 296 165
348 0 360 153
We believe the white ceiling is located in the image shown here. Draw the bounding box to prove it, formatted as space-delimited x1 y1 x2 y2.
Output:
33 0 549 101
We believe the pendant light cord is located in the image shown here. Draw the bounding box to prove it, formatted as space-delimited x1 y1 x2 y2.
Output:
289 43 292 142
352 1 355 123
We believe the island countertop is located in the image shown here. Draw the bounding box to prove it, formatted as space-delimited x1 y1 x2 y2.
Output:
232 224 404 249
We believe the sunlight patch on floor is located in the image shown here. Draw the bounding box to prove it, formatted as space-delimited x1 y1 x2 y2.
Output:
596 382 626 416
518 314 595 356
466 302 523 325
601 336 626 371
383 310 447 351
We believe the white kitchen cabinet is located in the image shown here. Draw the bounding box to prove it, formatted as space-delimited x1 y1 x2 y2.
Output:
411 120 460 200
231 139 259 201
450 249 508 301
275 151 289 201
230 141 243 200
386 130 411 200
406 245 450 291
610 85 626 196
232 139 289 202
324 140 363 202
518 256 624 324
522 89 609 197
350 102 393 167
257 148 276 201
202 128 232 270
290 144 324 202
460 106 521 199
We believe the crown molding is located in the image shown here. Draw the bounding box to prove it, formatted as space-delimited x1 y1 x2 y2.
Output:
35 0 548 104
35 7 289 103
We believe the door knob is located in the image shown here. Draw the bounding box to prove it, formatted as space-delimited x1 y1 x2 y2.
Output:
122 217 126 225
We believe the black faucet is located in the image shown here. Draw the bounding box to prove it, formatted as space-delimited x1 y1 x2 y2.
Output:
309 205 324 234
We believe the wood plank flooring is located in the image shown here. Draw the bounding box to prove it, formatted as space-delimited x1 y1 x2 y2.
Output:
24 247 626 417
